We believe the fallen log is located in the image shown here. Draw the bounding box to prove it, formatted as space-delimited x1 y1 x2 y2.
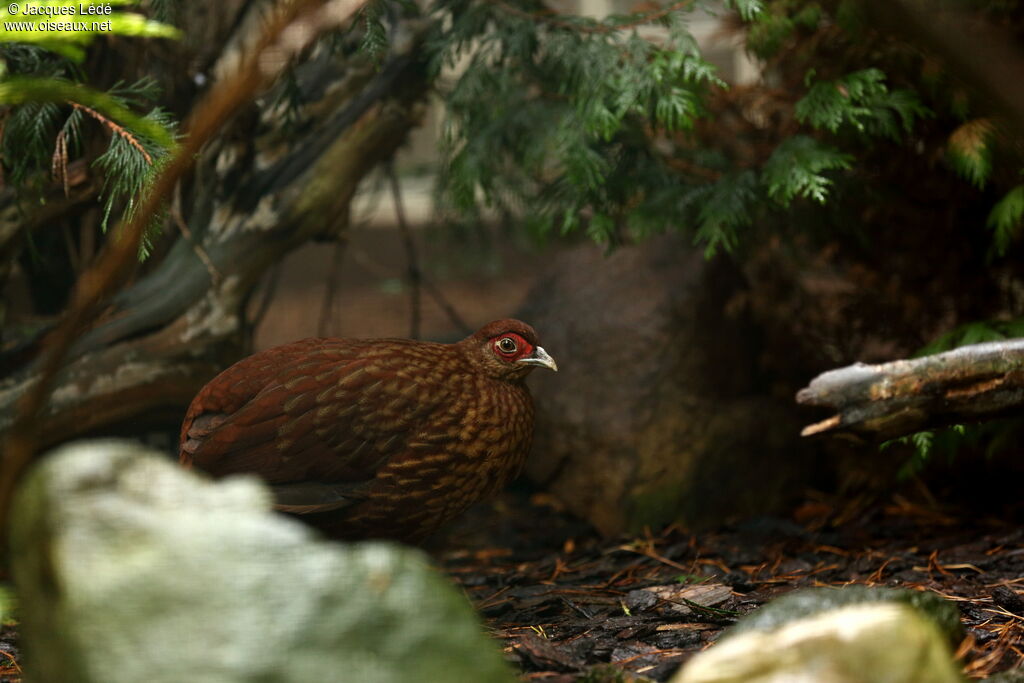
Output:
796 340 1024 441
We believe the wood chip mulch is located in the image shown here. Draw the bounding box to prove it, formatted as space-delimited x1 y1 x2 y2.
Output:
435 489 1024 682
1 488 1022 682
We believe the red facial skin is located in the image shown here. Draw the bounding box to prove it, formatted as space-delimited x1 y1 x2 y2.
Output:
491 332 534 364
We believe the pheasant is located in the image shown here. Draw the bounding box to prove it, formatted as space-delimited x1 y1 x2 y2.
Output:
179 319 556 541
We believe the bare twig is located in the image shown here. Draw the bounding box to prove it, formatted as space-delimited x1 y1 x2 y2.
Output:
386 160 421 340
247 261 283 353
61 222 80 275
0 0 371 540
423 277 472 337
318 236 348 337
171 184 222 287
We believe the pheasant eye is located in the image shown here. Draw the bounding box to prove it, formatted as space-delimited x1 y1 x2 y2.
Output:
497 337 517 354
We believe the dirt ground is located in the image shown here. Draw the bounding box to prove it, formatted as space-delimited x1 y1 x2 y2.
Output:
433 484 1024 682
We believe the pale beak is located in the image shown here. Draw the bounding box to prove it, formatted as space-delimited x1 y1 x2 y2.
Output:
516 346 558 372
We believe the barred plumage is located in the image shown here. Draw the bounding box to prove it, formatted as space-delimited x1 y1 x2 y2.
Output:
179 319 556 542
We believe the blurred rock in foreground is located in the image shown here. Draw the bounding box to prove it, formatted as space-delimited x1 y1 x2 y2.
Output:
10 440 513 683
673 586 963 683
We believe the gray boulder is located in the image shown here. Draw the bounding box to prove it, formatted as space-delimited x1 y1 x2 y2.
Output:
10 440 513 683
520 236 813 535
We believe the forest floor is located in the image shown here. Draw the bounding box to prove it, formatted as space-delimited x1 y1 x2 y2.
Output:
0 485 1022 682
434 485 1024 682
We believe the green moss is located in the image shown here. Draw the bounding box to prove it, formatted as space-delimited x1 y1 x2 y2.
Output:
624 478 690 532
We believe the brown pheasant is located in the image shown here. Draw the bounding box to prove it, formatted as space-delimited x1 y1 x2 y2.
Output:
179 319 556 541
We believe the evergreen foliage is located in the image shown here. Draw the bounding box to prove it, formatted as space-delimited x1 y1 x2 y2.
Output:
946 118 994 189
988 184 1024 256
916 318 1024 358
428 0 943 254
8 0 1020 264
879 420 1024 481
761 136 851 206
419 0 1023 472
0 1 178 256
432 0 732 247
794 68 928 139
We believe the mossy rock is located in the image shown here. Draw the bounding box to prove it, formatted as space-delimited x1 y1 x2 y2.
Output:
674 601 963 683
10 440 514 683
727 585 963 645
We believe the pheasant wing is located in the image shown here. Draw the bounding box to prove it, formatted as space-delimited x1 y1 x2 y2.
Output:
180 338 456 512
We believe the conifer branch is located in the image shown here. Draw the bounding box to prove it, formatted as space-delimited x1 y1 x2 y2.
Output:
387 159 422 340
70 101 153 165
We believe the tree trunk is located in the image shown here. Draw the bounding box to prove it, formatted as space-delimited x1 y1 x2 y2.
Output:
0 2 432 449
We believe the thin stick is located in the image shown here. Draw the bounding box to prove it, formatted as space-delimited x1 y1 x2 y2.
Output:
386 160 421 340
171 184 222 287
422 277 471 337
318 236 348 337
250 261 283 333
